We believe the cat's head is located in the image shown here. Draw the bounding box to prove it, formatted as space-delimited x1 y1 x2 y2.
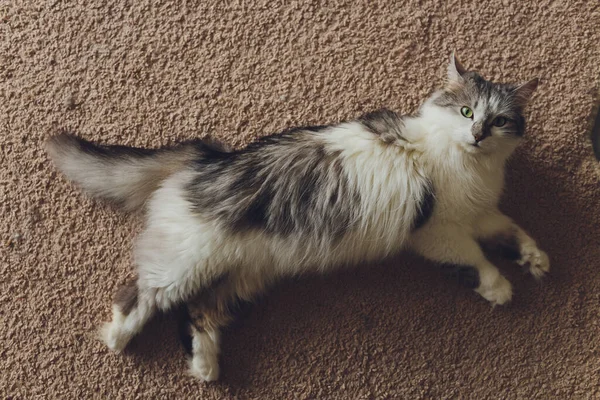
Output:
422 53 538 156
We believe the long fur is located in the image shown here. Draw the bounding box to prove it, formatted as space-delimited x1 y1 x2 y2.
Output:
46 54 549 381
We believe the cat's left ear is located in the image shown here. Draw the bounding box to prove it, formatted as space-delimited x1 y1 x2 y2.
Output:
512 78 539 108
447 52 467 86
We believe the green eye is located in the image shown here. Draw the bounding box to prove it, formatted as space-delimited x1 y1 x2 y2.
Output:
461 106 473 119
492 116 507 127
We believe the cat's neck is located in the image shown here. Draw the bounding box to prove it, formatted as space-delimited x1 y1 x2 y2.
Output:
403 115 513 172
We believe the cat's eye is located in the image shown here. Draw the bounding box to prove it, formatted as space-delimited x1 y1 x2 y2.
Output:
461 106 473 119
492 116 507 127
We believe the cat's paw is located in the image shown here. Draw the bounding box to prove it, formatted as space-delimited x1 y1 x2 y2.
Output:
188 328 221 382
98 322 129 353
98 306 130 352
476 274 513 306
188 353 220 382
518 243 550 279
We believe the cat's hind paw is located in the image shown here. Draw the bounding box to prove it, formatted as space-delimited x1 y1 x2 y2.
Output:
188 328 221 382
188 353 220 382
518 244 550 279
97 306 131 353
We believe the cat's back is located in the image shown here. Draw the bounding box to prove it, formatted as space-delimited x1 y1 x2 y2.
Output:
180 117 431 269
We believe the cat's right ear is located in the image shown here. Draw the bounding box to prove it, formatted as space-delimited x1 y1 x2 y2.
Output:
447 52 466 86
512 78 539 108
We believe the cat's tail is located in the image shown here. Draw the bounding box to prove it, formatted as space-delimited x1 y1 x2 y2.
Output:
45 132 200 211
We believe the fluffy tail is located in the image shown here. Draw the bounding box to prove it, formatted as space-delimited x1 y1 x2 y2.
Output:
45 132 198 211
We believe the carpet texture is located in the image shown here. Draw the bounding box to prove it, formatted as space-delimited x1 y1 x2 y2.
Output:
2 1 600 398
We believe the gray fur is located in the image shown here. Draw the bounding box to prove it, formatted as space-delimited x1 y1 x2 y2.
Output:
412 182 435 231
186 127 361 242
45 132 201 211
358 109 407 144
114 280 138 316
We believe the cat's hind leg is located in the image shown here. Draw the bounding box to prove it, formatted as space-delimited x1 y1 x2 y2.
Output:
184 272 267 382
99 279 158 352
99 237 225 353
98 238 223 353
99 171 225 352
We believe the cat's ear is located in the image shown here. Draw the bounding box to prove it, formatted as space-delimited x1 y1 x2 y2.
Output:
447 52 467 86
513 78 539 108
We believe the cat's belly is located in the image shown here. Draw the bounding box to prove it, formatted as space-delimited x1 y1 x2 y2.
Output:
231 228 407 276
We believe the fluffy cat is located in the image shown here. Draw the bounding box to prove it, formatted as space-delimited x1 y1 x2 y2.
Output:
46 54 549 382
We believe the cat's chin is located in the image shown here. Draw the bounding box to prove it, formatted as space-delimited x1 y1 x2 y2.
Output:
461 142 487 154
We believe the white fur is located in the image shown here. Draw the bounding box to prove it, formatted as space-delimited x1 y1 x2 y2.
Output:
516 233 550 279
99 305 129 352
99 298 156 352
188 327 220 382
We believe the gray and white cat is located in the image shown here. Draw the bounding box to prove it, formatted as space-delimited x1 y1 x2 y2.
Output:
46 54 549 382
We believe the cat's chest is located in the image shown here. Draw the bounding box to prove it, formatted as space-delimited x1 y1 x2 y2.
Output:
433 168 504 221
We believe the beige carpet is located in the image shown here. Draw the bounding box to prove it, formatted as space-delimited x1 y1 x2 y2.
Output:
2 0 600 398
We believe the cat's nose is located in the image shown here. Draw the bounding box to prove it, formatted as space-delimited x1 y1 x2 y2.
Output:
471 123 490 143
473 132 484 142
472 129 490 142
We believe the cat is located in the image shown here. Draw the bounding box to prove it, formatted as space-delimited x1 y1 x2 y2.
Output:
46 54 549 382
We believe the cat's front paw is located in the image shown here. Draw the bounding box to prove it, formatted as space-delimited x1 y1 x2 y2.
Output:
188 353 220 382
518 243 550 279
476 274 513 306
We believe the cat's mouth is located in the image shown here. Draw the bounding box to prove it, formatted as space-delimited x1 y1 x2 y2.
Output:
464 141 486 154
468 141 482 151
